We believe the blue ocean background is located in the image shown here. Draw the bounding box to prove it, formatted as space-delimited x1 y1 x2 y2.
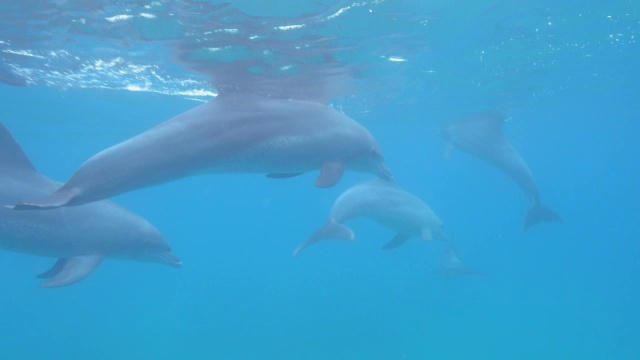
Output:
1 1 638 358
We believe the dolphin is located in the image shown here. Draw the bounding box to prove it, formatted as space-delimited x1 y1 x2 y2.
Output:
439 112 561 231
10 93 392 210
437 240 485 278
0 122 181 287
293 179 445 255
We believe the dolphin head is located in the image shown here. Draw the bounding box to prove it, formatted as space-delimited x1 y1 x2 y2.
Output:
122 221 182 268
352 145 393 181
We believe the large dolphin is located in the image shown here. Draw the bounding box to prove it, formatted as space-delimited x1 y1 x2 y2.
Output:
10 93 392 210
0 123 181 287
439 112 561 231
293 179 445 255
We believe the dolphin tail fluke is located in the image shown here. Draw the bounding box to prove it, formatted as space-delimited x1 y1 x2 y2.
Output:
7 188 80 211
293 221 354 256
39 254 104 288
524 203 562 231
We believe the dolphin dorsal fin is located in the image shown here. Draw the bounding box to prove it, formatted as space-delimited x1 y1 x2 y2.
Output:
0 122 37 174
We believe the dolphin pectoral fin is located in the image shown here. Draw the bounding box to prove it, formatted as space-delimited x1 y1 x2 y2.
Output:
293 221 354 256
421 229 433 241
10 188 80 211
39 254 104 288
524 203 562 231
266 173 304 179
37 258 68 279
315 161 345 188
382 233 411 250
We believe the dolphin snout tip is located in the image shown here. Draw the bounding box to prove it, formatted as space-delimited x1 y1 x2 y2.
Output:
165 259 182 268
168 257 182 268
157 251 182 268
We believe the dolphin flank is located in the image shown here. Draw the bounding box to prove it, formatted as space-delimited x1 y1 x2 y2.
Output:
10 93 392 210
0 122 181 287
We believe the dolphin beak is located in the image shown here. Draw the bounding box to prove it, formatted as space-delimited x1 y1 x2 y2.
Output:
157 251 182 268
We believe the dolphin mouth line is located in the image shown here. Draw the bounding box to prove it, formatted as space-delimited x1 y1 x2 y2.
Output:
157 252 182 267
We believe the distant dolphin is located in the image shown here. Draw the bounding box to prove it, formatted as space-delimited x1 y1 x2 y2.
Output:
10 93 392 210
439 112 561 231
293 179 445 255
437 240 485 278
0 123 181 287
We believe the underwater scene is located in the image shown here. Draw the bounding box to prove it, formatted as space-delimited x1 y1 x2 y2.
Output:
0 1 638 359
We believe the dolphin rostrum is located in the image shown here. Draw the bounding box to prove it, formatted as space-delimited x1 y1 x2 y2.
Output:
293 179 445 255
439 112 561 231
10 94 392 210
0 122 181 287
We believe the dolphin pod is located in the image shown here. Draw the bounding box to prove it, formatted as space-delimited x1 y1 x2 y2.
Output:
0 123 181 287
293 179 446 255
439 112 562 231
2 92 562 287
10 93 392 210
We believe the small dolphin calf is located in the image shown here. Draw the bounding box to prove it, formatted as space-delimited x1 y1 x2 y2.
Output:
0 123 180 287
439 112 561 231
11 94 392 210
294 179 445 255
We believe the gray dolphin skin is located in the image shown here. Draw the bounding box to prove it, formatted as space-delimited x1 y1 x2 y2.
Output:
10 94 392 210
0 123 181 287
439 112 561 231
293 179 445 255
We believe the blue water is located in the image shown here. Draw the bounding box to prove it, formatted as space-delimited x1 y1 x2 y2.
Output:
1 1 638 359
